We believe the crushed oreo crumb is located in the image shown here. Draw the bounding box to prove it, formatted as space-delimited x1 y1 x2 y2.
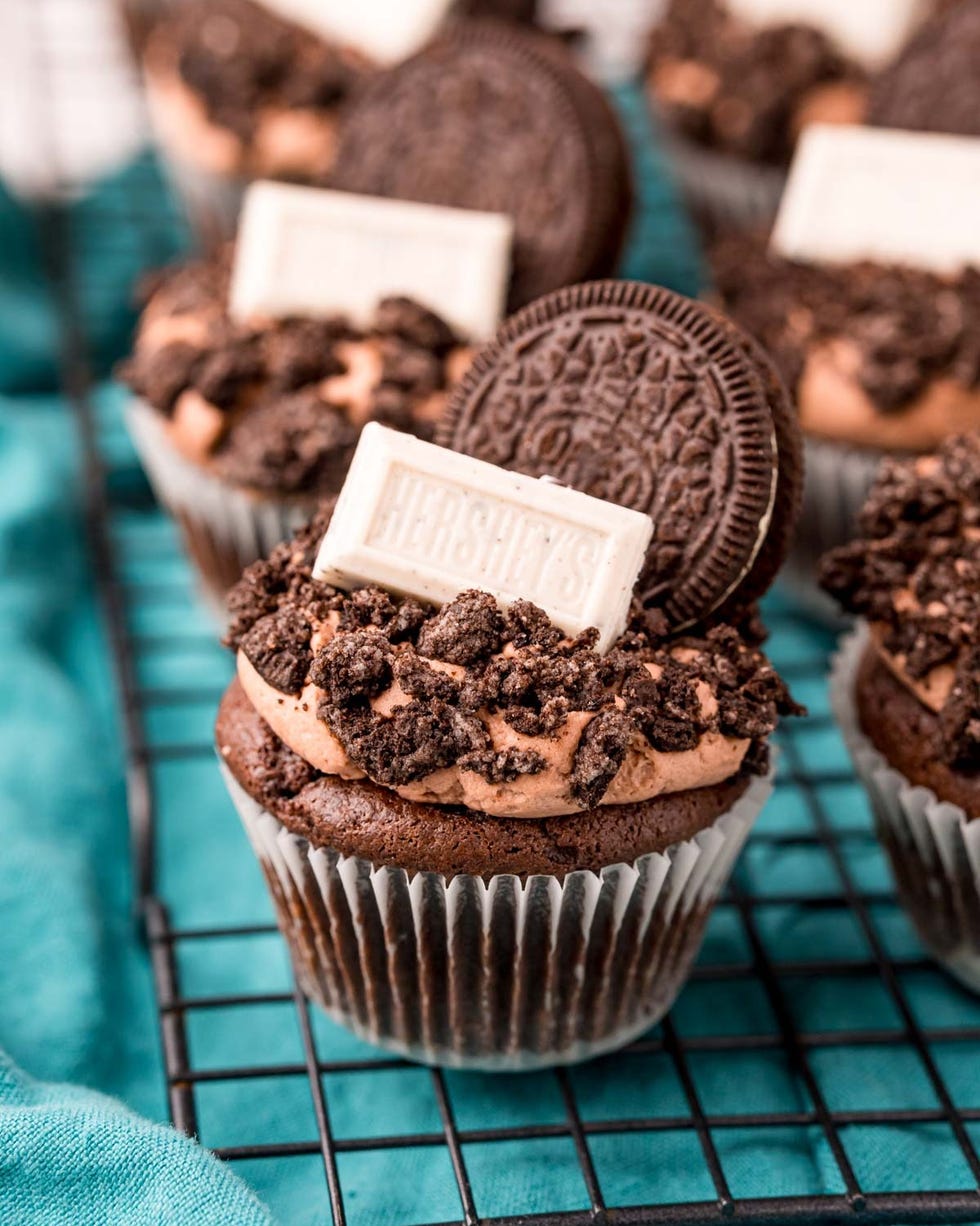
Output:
153 0 365 152
224 511 800 808
571 710 633 808
712 233 980 414
417 591 505 665
458 747 548 785
648 0 862 165
120 254 463 495
240 609 312 696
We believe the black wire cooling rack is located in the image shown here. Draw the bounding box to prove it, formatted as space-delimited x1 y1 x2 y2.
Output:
24 3 980 1220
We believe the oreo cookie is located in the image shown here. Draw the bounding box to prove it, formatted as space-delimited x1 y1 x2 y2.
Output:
330 21 632 312
437 280 803 630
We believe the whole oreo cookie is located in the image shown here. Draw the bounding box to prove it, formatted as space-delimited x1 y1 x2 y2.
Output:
330 21 632 312
437 281 803 629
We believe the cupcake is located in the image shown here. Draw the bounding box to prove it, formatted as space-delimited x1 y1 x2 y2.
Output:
329 20 634 312
215 280 804 1068
646 0 867 235
139 0 372 242
120 249 474 608
712 231 980 617
823 434 980 989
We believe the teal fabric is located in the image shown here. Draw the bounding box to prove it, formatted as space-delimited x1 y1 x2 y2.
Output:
0 392 273 1223
1 85 978 1226
0 1055 270 1226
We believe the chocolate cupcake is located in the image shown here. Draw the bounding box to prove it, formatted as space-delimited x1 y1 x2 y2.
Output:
120 251 473 609
215 281 804 1068
139 0 372 242
823 435 980 989
712 232 980 617
646 0 867 235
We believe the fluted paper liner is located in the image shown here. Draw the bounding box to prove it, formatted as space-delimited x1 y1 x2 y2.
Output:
220 761 772 1069
660 126 786 235
833 627 980 993
126 398 315 617
782 438 884 625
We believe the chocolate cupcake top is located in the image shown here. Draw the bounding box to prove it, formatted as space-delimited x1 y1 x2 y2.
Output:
647 0 864 165
120 254 472 496
221 284 804 821
712 233 980 450
226 505 800 819
821 433 980 771
868 0 980 139
142 0 368 180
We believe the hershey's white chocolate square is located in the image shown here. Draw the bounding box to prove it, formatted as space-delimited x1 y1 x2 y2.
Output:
314 425 654 654
256 0 453 64
771 125 980 275
725 0 925 67
229 183 513 340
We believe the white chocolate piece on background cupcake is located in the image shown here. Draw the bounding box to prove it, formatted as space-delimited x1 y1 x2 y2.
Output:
725 0 926 69
314 424 654 655
772 126 980 275
229 182 513 341
254 0 455 64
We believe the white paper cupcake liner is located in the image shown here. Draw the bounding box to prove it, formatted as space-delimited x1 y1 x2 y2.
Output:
660 126 786 236
832 627 980 993
220 761 773 1069
781 438 885 626
125 398 315 617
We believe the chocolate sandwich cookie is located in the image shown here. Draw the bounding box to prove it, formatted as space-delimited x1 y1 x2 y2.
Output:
330 21 632 311
456 0 538 21
438 280 802 631
868 0 980 139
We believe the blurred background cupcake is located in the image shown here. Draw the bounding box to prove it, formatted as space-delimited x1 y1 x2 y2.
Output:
712 224 980 618
645 0 867 236
823 435 980 990
118 183 502 611
135 0 375 242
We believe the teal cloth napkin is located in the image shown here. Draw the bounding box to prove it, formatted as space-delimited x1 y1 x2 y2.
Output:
2 85 978 1226
0 392 273 1223
0 1055 270 1226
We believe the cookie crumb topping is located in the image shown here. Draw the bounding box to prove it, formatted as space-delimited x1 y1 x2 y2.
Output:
227 508 800 807
822 434 980 769
712 234 980 414
119 255 464 496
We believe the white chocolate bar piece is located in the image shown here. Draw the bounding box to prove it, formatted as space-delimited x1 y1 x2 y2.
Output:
256 0 453 65
314 425 654 654
726 0 926 68
772 125 980 275
229 184 512 341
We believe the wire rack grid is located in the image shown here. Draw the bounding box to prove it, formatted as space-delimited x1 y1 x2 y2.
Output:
23 3 980 1221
